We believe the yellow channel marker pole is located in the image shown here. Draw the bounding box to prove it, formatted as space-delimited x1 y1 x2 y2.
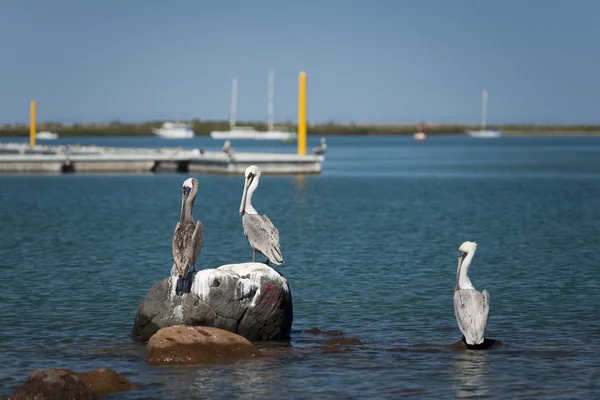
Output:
30 100 36 147
297 72 306 156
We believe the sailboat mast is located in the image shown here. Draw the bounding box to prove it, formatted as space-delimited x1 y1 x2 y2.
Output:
267 70 274 132
481 89 488 130
229 77 238 130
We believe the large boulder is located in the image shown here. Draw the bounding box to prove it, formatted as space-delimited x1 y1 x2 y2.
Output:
146 325 258 364
7 368 135 400
132 263 293 342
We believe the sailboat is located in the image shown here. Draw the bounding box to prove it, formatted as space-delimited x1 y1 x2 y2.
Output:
210 72 297 141
467 89 502 138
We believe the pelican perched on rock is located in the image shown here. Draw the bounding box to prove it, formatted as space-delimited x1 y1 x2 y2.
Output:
223 140 235 159
454 241 490 346
239 165 283 266
172 178 203 295
312 137 327 155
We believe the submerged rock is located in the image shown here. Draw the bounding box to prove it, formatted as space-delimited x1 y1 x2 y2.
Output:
324 337 364 346
146 325 259 364
132 262 293 342
450 337 503 350
303 327 345 335
7 368 134 400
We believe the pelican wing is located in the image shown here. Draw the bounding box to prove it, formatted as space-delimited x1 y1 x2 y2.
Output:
453 289 490 345
242 214 283 264
191 220 203 267
172 221 201 278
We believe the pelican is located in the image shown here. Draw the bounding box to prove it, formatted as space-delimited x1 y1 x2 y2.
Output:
312 137 327 155
239 165 283 266
172 178 203 295
454 241 490 346
223 140 235 159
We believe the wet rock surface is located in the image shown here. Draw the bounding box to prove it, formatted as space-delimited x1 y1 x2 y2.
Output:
132 263 293 342
7 368 134 400
146 325 259 364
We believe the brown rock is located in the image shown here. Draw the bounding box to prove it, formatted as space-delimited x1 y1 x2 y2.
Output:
146 325 259 364
7 368 96 400
7 368 135 400
78 368 136 396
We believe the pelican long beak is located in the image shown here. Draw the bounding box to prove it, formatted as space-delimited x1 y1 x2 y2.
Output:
239 174 253 215
454 251 465 294
180 187 190 223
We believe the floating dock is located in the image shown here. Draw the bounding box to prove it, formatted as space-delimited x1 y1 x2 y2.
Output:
0 143 324 175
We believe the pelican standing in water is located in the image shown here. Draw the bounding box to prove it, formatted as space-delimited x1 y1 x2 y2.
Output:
239 165 283 266
172 178 203 295
312 137 327 155
454 241 490 346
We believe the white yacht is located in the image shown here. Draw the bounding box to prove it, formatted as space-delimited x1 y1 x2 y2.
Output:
36 131 59 140
152 122 194 139
210 72 297 141
467 90 502 138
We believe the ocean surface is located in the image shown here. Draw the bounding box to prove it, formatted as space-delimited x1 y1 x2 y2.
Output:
1 135 600 399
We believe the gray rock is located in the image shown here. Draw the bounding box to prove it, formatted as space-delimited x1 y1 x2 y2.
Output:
132 262 293 342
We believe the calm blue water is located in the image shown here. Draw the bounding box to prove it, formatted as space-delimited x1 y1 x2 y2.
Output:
1 135 600 399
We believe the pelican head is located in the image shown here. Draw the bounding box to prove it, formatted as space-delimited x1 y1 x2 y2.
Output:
321 137 326 144
455 241 477 294
180 178 198 223
182 177 196 197
240 165 261 215
459 241 477 260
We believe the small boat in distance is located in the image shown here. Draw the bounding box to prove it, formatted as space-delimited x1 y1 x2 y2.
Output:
152 122 194 139
36 131 59 140
413 123 426 142
467 90 502 138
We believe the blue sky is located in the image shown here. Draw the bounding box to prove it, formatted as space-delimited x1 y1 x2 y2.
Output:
0 0 599 125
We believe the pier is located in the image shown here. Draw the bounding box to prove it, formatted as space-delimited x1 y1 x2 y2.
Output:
0 143 324 175
1 72 322 175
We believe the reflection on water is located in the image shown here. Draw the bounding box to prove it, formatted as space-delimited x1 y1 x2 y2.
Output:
452 350 491 398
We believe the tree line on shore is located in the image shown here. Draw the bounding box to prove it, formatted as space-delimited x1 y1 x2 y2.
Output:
1 119 599 137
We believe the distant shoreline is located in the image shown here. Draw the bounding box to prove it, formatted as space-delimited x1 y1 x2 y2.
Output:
2 120 600 137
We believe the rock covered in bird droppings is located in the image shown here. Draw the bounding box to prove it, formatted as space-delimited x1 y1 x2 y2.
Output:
132 262 293 342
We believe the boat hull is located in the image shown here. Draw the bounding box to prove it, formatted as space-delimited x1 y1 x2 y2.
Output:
210 130 297 141
467 130 503 138
152 128 194 139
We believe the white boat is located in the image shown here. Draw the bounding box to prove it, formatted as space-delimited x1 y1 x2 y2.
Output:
152 122 194 139
467 89 502 138
36 131 59 140
413 132 426 141
210 72 297 141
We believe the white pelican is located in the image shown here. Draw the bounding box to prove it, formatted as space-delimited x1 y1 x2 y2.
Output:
312 137 327 155
239 165 283 266
172 178 203 295
454 241 490 346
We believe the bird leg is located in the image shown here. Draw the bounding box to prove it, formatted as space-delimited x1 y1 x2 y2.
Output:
175 275 184 296
252 250 256 263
